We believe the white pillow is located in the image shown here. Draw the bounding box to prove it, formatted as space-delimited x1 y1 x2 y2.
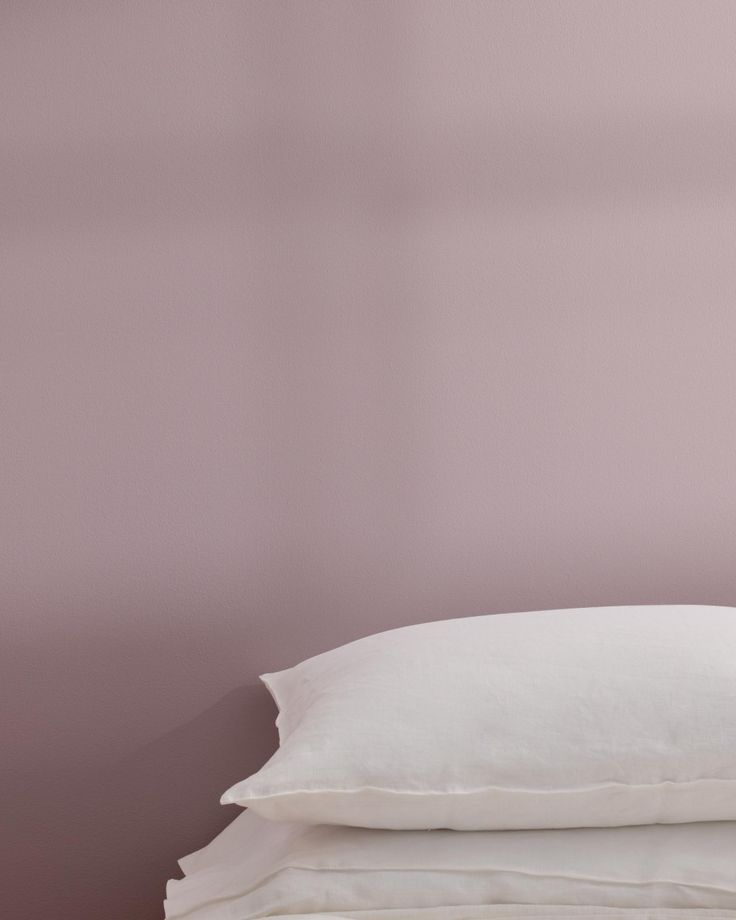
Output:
221 605 736 830
165 809 736 919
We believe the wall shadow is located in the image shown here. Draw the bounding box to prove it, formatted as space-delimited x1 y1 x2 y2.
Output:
5 683 277 920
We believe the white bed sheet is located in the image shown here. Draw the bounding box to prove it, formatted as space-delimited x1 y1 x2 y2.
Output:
165 811 736 920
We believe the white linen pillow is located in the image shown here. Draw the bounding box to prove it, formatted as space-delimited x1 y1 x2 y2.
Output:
165 810 736 920
221 605 736 830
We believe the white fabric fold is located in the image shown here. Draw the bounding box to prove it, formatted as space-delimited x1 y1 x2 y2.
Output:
164 811 736 920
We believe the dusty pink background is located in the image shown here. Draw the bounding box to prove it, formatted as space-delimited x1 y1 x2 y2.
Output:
3 2 736 918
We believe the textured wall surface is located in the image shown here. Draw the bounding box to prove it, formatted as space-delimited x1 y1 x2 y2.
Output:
3 3 736 918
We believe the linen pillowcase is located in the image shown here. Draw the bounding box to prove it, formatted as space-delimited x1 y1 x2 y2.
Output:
222 605 736 830
165 809 736 920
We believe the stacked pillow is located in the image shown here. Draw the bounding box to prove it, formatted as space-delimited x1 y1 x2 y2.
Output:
165 811 736 919
166 605 736 919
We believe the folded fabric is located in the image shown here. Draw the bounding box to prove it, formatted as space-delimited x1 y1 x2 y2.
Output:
234 913 736 920
165 810 736 920
237 913 736 920
222 605 736 829
207 912 736 920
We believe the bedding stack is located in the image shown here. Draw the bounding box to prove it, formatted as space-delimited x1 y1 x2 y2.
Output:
165 605 736 920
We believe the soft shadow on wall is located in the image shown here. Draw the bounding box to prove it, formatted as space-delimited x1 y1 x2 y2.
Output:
5 683 277 920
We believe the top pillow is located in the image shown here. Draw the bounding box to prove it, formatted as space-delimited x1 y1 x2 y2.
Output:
222 605 736 830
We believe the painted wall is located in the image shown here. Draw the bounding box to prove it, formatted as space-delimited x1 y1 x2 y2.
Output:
3 3 736 918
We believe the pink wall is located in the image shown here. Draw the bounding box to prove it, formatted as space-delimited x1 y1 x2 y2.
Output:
4 3 736 918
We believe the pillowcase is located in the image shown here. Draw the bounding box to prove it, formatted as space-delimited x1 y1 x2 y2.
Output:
165 809 736 920
221 605 736 830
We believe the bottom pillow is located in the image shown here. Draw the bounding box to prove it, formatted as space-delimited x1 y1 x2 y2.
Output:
165 811 736 920
183 913 736 920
